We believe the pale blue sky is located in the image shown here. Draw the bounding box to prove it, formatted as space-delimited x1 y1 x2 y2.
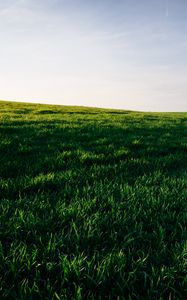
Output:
0 0 187 111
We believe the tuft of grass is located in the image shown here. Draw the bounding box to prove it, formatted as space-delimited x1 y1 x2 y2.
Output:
0 100 187 299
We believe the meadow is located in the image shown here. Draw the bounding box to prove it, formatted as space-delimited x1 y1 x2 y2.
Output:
0 100 187 299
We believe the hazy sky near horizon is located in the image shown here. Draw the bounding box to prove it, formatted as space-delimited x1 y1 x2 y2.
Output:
0 0 187 111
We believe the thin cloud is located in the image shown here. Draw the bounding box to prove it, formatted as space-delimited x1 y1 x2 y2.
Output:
166 0 169 17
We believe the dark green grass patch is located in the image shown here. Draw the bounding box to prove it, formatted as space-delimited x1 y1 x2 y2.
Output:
0 100 187 299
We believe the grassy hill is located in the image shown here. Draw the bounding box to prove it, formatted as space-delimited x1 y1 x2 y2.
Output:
0 100 187 299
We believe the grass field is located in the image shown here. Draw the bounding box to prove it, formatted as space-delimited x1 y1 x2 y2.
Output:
0 100 187 299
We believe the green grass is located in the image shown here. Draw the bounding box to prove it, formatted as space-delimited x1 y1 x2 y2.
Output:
0 100 187 299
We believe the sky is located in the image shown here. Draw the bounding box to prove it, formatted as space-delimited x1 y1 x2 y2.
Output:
0 0 187 111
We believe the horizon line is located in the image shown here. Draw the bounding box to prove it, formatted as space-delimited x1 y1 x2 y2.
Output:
0 99 186 114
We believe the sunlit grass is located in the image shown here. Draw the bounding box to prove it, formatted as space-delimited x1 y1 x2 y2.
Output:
0 100 187 299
